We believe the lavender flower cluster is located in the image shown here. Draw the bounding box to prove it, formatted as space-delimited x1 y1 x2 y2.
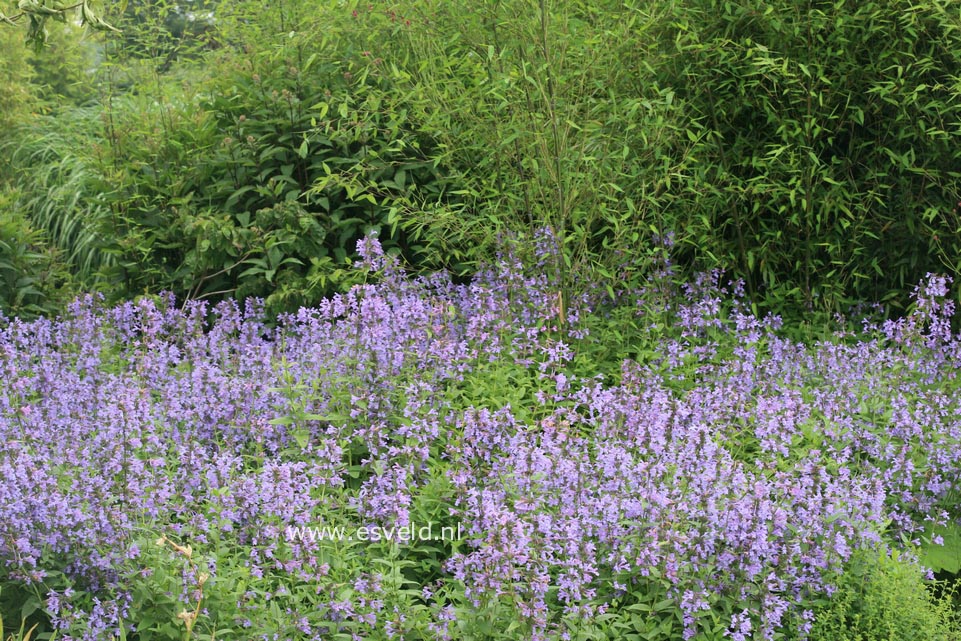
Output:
1 237 959 640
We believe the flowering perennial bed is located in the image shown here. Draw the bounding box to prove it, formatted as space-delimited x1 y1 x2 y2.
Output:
1 239 960 640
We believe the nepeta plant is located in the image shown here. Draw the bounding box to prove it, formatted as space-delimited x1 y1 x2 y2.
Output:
1 237 959 640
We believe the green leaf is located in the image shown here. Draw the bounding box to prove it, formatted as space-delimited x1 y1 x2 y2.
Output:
292 428 310 449
919 522 961 574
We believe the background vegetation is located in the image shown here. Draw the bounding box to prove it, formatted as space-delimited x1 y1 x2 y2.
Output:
1 0 960 320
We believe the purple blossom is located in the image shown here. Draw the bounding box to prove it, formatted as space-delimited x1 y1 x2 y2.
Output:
1 240 959 639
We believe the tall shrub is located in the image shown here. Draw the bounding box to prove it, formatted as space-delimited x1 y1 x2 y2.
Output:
655 0 961 313
5 0 455 313
347 0 693 314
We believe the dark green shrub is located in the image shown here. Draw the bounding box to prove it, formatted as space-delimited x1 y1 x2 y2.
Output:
4 1 454 313
80 0 453 312
653 0 961 314
0 191 71 318
10 0 961 322
176 16 447 311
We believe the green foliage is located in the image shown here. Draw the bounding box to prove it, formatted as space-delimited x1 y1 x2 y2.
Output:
27 21 99 107
600 576 728 641
125 533 240 640
0 191 70 318
0 599 45 641
920 522 961 575
0 0 453 313
113 0 216 63
349 0 691 310
5 0 961 321
169 5 446 311
4 109 116 288
653 0 961 315
801 547 961 641
0 28 36 140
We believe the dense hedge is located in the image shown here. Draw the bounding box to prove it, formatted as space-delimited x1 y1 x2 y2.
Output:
654 0 961 312
2 0 960 318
